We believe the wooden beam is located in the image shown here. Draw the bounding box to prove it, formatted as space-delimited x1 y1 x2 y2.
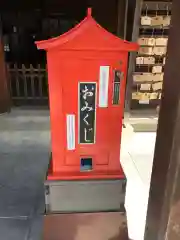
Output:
144 0 180 239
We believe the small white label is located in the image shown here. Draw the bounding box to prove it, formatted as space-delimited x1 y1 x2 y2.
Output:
139 100 150 104
66 114 75 150
99 66 109 107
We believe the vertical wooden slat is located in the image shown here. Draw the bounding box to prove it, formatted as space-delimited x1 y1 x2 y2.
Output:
6 64 12 95
22 64 28 98
30 64 35 97
38 64 43 97
14 63 20 97
45 65 48 97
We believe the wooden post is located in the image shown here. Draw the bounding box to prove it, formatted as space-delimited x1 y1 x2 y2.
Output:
125 0 143 112
116 0 127 38
144 0 180 239
0 18 11 113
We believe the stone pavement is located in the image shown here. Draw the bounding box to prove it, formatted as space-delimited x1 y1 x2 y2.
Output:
0 109 50 240
124 110 158 132
0 108 158 240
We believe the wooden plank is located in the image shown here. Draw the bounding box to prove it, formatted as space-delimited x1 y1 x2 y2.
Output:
43 212 128 240
144 0 180 239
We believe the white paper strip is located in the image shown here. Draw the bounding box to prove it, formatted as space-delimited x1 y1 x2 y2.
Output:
66 114 75 150
99 66 109 107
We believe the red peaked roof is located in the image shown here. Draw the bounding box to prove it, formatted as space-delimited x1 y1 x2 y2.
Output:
36 8 138 52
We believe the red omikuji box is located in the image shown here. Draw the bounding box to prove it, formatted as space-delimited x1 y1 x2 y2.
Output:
36 9 138 213
36 9 138 181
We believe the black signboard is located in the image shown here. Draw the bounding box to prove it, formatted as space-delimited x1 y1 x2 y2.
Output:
79 83 96 144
